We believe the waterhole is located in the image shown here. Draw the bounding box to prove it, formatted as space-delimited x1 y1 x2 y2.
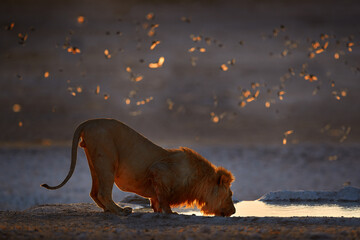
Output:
174 201 360 218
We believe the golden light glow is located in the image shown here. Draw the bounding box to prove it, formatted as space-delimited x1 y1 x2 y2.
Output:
246 97 255 103
12 104 21 112
210 112 219 123
148 63 158 68
44 72 49 78
282 130 294 145
67 47 81 54
7 22 15 30
158 56 164 65
320 33 329 40
228 59 236 65
150 41 160 50
315 49 324 54
323 41 329 49
146 12 154 20
312 42 320 49
77 16 85 24
104 49 111 59
284 130 294 136
251 83 260 89
148 24 159 37
149 57 165 68
212 116 219 123
239 101 246 108
190 35 201 42
18 33 28 42
304 74 318 82
281 49 288 57
167 98 174 110
136 97 153 106
220 64 228 71
347 42 354 52
134 76 143 82
242 90 251 98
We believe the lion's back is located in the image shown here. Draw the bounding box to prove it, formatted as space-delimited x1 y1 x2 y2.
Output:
81 119 148 144
80 118 167 164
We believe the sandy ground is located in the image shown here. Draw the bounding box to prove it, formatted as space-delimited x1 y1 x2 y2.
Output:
1 203 360 240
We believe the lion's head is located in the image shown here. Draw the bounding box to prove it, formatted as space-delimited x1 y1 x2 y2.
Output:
200 167 235 217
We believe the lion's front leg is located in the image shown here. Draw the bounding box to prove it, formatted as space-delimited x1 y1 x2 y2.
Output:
152 184 173 214
149 162 175 214
158 198 173 214
150 198 161 212
150 197 173 214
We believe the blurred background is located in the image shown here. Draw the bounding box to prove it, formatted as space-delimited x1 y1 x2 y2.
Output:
0 0 359 210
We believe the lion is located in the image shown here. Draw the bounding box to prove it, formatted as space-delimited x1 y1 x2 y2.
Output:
41 119 236 217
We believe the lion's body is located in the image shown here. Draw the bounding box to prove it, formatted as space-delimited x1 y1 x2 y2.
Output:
42 119 235 216
80 119 167 198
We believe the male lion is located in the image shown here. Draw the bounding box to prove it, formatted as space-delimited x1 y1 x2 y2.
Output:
42 119 236 217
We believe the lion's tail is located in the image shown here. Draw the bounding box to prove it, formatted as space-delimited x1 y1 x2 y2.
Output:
41 122 85 190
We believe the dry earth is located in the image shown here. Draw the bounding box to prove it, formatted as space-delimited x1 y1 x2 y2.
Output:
1 203 360 240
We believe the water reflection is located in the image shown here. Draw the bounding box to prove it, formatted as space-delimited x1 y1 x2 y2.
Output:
175 201 360 218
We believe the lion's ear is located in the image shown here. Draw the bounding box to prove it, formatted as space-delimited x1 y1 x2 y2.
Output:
216 167 234 187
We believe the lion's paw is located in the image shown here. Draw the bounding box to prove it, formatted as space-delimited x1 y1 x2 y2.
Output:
118 207 132 216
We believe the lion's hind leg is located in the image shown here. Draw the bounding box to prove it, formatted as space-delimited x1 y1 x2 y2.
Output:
88 168 106 210
84 148 106 210
86 149 132 216
96 163 132 215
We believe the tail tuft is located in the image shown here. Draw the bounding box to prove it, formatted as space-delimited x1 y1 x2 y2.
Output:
41 184 50 189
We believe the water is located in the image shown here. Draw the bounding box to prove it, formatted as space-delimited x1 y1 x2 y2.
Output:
175 201 360 218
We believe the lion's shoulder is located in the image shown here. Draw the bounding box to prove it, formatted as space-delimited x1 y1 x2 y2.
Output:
179 147 217 174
